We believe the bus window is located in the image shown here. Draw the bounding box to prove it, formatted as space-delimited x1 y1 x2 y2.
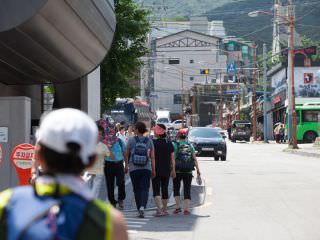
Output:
302 110 320 122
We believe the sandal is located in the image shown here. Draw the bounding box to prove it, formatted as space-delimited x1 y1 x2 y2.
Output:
162 210 169 216
183 210 191 215
173 208 182 214
153 210 163 217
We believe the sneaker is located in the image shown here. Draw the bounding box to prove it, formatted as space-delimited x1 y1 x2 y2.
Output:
118 200 124 210
138 210 144 218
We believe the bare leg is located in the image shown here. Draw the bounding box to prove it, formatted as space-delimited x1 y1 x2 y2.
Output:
162 199 168 212
184 199 190 212
154 196 162 211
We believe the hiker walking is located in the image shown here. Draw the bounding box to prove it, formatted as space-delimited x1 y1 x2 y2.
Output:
103 120 127 209
85 121 113 201
152 124 175 217
125 122 156 218
0 108 127 240
172 128 201 215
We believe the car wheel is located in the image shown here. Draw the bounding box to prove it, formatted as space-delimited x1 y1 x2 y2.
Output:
303 131 317 143
221 155 226 161
214 156 219 161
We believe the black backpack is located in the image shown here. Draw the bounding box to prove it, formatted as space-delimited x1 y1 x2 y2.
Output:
131 137 149 166
175 142 195 172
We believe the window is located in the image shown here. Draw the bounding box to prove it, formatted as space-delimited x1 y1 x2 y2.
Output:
302 110 319 122
190 77 194 81
190 59 194 64
174 94 182 104
169 59 180 65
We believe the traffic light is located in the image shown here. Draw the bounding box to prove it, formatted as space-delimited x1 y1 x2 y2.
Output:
200 69 209 75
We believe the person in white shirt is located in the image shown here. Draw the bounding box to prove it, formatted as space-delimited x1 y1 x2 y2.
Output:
86 126 114 200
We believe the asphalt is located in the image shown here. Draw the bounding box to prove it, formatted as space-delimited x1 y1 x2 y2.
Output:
126 140 320 240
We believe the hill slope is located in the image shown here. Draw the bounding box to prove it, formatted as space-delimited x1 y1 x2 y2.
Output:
139 0 320 47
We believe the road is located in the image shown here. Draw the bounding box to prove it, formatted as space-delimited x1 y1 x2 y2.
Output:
125 142 320 240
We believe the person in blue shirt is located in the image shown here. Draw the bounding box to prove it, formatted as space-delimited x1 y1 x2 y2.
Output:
103 121 127 209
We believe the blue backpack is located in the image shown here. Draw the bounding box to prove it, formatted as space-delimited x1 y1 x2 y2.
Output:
131 136 149 166
0 186 111 240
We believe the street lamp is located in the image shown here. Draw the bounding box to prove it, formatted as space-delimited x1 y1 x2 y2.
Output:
248 2 298 148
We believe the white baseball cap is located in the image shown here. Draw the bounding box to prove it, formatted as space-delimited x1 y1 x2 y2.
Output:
36 108 98 165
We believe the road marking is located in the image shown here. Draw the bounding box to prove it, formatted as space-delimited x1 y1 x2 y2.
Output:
124 212 152 232
127 230 138 234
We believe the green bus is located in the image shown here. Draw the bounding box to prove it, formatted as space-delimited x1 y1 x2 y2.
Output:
293 103 320 143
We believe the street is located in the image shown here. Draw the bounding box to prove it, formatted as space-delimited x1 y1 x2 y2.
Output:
126 142 320 240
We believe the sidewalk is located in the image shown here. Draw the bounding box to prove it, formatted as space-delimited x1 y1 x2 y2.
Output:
283 143 320 158
248 139 320 158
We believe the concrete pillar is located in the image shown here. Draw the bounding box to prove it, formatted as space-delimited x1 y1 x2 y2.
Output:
0 97 31 190
81 67 101 121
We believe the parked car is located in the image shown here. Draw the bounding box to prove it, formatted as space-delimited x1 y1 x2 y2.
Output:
171 119 186 130
156 117 172 130
187 127 227 160
205 125 227 139
230 120 252 142
213 127 227 139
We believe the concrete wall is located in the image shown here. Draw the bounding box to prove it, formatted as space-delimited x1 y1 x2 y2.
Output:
0 97 31 190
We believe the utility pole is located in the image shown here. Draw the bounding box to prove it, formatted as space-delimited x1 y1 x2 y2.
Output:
263 43 269 143
220 73 223 127
237 71 241 120
181 71 184 128
287 0 298 148
252 44 257 141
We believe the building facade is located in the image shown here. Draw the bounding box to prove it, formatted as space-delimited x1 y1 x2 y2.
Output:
150 30 227 115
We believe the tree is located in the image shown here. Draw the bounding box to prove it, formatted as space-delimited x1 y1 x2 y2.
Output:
301 36 320 61
101 0 151 112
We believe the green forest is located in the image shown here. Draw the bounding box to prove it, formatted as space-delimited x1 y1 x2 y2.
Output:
139 0 320 48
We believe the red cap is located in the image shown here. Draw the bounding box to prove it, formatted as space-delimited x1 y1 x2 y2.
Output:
177 128 187 138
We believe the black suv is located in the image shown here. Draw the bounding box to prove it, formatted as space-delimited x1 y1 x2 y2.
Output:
230 120 252 142
188 127 227 161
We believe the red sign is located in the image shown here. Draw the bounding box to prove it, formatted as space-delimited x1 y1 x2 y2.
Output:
0 144 2 167
10 143 35 186
304 73 314 84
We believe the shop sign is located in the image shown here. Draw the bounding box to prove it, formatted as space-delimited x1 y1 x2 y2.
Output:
10 143 35 185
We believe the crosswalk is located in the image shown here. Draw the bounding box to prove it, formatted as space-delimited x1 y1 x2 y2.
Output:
124 212 153 235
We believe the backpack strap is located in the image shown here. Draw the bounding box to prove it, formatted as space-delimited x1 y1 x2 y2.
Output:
117 138 124 154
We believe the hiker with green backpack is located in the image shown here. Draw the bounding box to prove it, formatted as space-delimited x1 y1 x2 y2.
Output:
172 128 201 215
0 108 127 240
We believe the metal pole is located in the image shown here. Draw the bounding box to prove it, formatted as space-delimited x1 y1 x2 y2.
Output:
252 45 257 141
263 43 269 143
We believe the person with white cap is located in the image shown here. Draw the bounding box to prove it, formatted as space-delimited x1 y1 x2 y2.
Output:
0 108 128 240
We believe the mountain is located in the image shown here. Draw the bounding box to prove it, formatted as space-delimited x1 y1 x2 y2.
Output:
139 0 320 49
206 0 320 49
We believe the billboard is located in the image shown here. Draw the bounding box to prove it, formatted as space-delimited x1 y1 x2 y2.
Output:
295 67 320 97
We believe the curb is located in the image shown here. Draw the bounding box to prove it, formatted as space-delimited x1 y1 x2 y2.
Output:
283 148 320 158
